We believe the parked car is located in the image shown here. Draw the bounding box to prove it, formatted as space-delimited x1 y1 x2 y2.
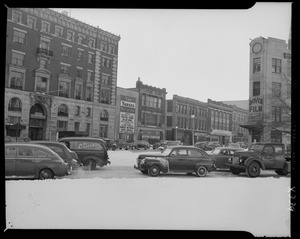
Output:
134 146 214 177
226 142 291 177
207 147 244 170
112 139 130 150
58 137 110 170
5 143 69 179
100 138 116 150
30 141 81 172
194 141 210 150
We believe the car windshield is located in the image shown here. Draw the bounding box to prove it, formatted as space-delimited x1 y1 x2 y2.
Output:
161 147 173 156
249 144 264 151
210 148 221 154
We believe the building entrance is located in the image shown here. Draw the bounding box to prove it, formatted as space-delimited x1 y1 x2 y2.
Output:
28 103 46 140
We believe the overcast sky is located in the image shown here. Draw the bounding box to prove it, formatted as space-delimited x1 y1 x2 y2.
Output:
54 3 291 102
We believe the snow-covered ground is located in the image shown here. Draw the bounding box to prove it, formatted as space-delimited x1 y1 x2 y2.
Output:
5 150 291 236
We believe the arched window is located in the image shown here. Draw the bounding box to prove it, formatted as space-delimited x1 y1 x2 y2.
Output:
30 103 44 115
58 104 69 117
100 110 108 121
8 97 22 112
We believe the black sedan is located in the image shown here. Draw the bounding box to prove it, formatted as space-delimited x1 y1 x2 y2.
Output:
207 147 244 170
30 141 81 172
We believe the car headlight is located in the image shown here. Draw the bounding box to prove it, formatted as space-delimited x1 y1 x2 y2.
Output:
140 159 146 164
228 158 232 163
239 158 243 163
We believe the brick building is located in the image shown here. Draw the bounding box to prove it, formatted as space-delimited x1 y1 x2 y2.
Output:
166 95 208 145
127 79 167 144
5 8 120 140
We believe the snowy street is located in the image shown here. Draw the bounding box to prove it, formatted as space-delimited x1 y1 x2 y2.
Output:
5 150 291 237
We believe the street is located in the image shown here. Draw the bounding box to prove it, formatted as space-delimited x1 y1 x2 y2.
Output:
67 149 290 179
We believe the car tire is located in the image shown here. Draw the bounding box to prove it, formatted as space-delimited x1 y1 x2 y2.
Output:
246 161 260 178
85 159 97 170
148 165 160 177
39 168 54 180
230 167 242 175
196 166 207 177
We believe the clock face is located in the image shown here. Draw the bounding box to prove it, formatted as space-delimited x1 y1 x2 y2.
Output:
252 42 262 54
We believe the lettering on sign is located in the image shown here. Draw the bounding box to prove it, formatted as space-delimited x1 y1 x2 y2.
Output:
121 100 135 108
249 96 263 113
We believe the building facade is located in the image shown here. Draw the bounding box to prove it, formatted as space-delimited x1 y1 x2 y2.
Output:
127 79 167 144
243 36 291 148
5 8 120 140
166 95 208 145
231 105 249 143
207 99 233 145
115 87 139 141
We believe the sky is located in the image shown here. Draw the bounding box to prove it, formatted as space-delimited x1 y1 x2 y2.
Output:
53 3 291 102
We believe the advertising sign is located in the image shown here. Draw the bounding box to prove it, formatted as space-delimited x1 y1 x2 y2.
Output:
119 95 136 134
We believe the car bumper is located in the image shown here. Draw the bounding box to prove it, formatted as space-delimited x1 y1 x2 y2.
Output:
225 163 245 169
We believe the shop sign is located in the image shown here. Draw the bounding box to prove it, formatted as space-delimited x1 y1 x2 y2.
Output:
119 112 135 134
249 96 263 113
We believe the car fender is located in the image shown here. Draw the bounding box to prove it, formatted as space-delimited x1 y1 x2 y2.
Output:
143 157 169 173
244 157 265 170
195 161 214 172
81 155 102 165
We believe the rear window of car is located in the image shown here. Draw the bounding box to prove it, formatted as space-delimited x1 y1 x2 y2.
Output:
69 141 104 150
34 149 53 157
18 147 34 157
47 145 64 157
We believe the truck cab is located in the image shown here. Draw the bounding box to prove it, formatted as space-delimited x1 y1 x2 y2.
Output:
226 142 291 177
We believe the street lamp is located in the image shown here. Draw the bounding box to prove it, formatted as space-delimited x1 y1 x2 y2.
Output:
191 115 195 145
175 126 178 141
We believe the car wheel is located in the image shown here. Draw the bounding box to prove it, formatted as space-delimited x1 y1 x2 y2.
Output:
148 165 160 177
196 166 207 177
230 167 242 175
246 162 260 178
39 168 54 180
85 159 97 170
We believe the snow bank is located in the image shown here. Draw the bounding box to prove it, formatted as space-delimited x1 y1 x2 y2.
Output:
5 176 290 237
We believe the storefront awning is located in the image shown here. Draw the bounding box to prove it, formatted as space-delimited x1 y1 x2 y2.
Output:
239 124 263 130
6 122 26 130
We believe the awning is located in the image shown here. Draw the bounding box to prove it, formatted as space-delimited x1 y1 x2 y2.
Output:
6 122 26 130
239 124 264 130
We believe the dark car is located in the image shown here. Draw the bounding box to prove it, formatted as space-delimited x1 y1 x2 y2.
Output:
112 139 130 150
207 147 244 169
5 143 69 179
58 137 110 170
134 146 214 177
30 141 81 171
129 140 151 150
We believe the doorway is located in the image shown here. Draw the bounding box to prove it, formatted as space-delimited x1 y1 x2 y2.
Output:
29 103 46 140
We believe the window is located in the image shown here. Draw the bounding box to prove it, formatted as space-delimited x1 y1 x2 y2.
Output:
253 57 261 73
286 60 291 76
77 50 83 61
75 84 82 99
55 25 63 37
146 96 158 108
86 107 91 117
59 80 70 97
41 21 50 33
6 147 16 157
101 74 110 85
272 106 281 122
9 71 24 90
34 149 51 157
87 71 93 82
27 16 36 29
100 89 110 104
272 82 281 97
274 146 283 153
76 68 83 78
188 149 203 157
75 106 80 116
253 81 260 96
272 58 281 73
271 130 282 143
86 123 90 135
47 146 64 157
66 30 75 41
263 146 274 154
171 149 187 156
145 113 157 126
12 52 25 66
74 122 80 132
13 30 26 44
108 45 115 54
88 53 94 64
40 38 50 50
78 34 85 44
88 38 95 48
62 45 72 57
100 110 109 121
18 148 33 157
35 76 48 92
100 124 108 137
100 42 107 51
86 86 93 101
58 104 69 117
57 120 68 131
12 11 22 23
102 57 111 68
60 64 71 75
8 97 22 111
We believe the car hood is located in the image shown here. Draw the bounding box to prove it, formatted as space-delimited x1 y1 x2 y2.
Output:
233 150 259 157
137 152 166 159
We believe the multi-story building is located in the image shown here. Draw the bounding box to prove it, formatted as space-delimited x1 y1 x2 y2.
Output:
5 8 120 140
115 87 139 141
166 94 208 145
127 79 167 144
242 36 291 148
207 99 233 145
231 104 249 143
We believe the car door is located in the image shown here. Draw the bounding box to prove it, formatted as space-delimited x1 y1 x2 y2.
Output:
187 149 204 171
5 146 17 176
216 149 234 169
168 148 189 171
15 146 36 177
261 145 275 169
